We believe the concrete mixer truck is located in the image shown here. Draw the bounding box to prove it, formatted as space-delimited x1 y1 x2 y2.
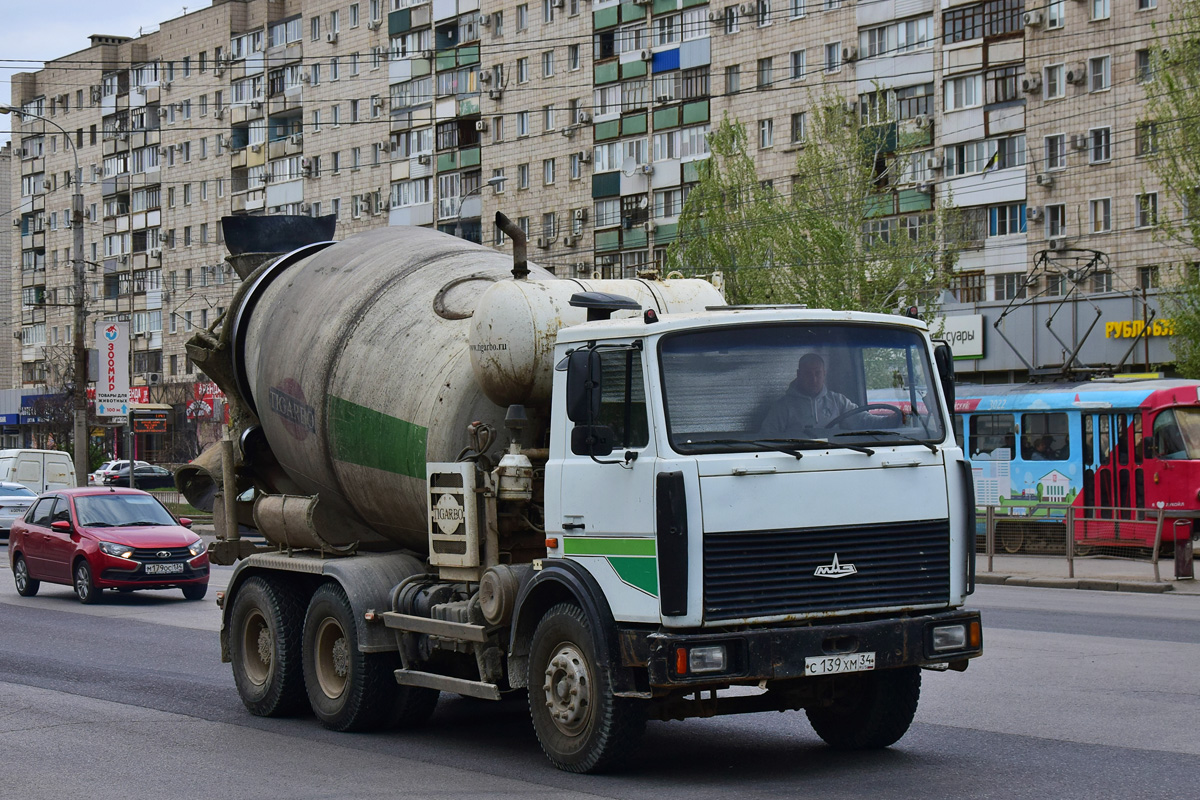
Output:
180 214 982 773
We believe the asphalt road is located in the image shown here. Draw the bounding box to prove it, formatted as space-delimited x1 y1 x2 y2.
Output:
0 551 1197 799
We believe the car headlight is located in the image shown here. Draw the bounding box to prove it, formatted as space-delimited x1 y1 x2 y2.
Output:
188 539 207 557
99 541 135 559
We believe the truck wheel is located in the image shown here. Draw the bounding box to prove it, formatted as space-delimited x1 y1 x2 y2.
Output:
229 576 307 717
806 666 921 750
302 582 396 732
527 602 646 773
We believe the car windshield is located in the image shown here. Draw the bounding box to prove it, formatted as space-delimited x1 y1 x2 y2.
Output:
74 494 177 527
2 486 36 497
659 322 946 454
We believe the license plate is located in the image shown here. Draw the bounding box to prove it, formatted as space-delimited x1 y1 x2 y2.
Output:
804 652 876 677
144 562 184 575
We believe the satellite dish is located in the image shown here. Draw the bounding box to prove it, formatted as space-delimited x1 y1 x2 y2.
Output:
620 156 637 177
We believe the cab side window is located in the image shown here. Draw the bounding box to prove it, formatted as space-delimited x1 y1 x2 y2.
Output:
29 497 56 526
595 348 650 449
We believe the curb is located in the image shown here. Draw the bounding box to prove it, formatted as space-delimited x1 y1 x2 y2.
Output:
977 572 1174 593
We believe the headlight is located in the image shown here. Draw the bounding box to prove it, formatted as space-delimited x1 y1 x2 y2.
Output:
99 541 135 559
931 624 967 652
188 539 207 557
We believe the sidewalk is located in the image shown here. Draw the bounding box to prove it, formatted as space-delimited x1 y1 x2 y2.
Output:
978 553 1200 595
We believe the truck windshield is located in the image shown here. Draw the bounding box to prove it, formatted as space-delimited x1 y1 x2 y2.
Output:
659 323 946 454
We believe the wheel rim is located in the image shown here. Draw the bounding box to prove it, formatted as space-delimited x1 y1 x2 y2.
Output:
74 564 91 600
313 617 349 699
240 608 272 687
542 642 593 737
14 558 28 592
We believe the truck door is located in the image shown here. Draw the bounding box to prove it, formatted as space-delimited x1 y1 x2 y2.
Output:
15 454 43 492
554 345 661 623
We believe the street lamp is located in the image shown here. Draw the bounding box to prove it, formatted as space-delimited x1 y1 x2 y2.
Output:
453 175 507 240
2 103 89 486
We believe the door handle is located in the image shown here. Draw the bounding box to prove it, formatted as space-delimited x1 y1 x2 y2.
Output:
562 522 586 531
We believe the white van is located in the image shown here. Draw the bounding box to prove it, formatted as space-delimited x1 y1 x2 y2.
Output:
0 449 77 493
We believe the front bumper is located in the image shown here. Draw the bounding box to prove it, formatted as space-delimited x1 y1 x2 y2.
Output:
621 609 982 688
97 554 210 589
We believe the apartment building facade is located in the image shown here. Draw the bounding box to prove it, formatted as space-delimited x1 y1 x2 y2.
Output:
6 0 1194 434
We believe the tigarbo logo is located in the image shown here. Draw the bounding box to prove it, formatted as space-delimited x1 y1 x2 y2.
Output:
814 553 858 579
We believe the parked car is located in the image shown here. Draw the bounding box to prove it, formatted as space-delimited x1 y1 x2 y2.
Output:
91 460 150 485
103 464 175 490
0 482 37 539
9 487 209 603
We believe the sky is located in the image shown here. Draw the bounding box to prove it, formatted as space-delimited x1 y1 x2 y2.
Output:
0 1 211 145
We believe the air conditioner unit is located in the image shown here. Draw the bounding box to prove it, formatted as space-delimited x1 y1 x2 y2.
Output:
250 143 262 153
844 99 858 114
656 94 672 104
367 19 382 30
1071 133 1087 150
536 236 549 248
916 182 934 194
562 235 576 247
158 146 170 156
926 155 943 171
1026 207 1044 221
644 221 657 233
250 100 263 110
480 70 493 84
132 331 147 339
299 73 311 83
633 0 652 5
117 132 130 141
149 248 162 259
577 111 592 124
640 164 654 175
161 291 171 303
1066 64 1087 84
90 87 102 104
1036 172 1054 188
157 107 169 118
912 114 932 129
417 153 431 165
573 208 588 221
158 232 171 242
372 97 384 110
161 81 172 92
357 198 373 214
301 157 313 173
1023 10 1044 26
1048 237 1067 251
214 107 226 119
300 203 312 213
290 133 303 145
146 372 162 385
639 49 653 61
552 0 564 7
488 89 503 100
578 151 592 164
842 45 858 63
708 10 718 20
217 135 229 148
475 120 488 132
479 14 492 27
421 50 434 60
326 32 339 44
1022 75 1042 93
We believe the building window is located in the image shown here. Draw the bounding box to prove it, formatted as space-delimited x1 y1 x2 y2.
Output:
1136 193 1158 228
1136 121 1158 156
1089 56 1111 91
1090 198 1112 233
543 158 555 184
1047 0 1065 27
518 163 530 189
790 111 807 143
517 111 529 136
517 58 529 83
1045 64 1065 99
724 5 741 34
568 45 579 70
825 42 841 72
758 118 774 148
988 203 1026 236
1047 204 1067 238
944 74 982 110
542 51 554 78
952 271 986 303
994 274 1027 301
757 57 773 89
517 4 528 30
1044 134 1066 171
1139 265 1160 289
1091 0 1110 20
790 50 806 81
791 0 806 16
725 65 740 94
943 5 984 43
988 65 1021 104
1091 271 1113 293
1089 128 1111 163
1135 49 1152 83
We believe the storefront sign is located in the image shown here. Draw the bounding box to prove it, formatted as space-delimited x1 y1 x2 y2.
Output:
937 315 985 359
95 321 130 417
1104 319 1174 338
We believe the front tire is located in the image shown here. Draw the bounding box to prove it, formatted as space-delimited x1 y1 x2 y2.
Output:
74 560 101 604
302 582 400 732
182 583 208 601
806 666 921 750
527 603 646 773
229 576 307 717
13 555 39 597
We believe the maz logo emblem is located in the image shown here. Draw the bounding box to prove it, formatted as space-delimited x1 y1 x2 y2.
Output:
813 553 858 579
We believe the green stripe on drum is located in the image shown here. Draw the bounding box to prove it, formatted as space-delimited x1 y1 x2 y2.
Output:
562 537 657 557
328 395 428 479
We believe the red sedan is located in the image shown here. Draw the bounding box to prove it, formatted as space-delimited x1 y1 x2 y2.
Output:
9 486 209 604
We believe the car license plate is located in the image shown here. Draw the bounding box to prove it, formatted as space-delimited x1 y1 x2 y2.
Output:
804 652 876 677
145 562 184 575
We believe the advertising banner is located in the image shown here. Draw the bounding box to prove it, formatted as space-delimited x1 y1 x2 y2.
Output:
95 321 130 417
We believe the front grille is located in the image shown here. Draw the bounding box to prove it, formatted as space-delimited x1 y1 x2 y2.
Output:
704 519 950 621
131 546 192 560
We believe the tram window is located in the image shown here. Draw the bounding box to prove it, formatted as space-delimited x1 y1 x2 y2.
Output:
1153 410 1188 460
1134 415 1143 464
969 414 1015 460
1098 416 1111 462
1116 413 1129 466
1021 412 1069 461
1082 415 1093 467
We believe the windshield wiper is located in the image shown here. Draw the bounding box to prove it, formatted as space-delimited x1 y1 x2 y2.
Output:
686 438 805 459
686 437 876 457
85 522 113 527
760 437 875 456
119 520 163 527
834 430 938 453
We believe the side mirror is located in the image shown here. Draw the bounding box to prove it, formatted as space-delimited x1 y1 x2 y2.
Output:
50 520 72 532
178 517 193 529
571 424 615 457
934 342 956 414
565 349 601 424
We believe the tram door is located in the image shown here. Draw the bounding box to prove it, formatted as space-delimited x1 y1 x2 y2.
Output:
1081 411 1143 519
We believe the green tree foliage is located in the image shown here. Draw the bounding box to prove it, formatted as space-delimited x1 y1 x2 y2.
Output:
1145 10 1200 375
670 100 958 316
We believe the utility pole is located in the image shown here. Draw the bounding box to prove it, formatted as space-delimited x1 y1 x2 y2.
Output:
2 104 89 485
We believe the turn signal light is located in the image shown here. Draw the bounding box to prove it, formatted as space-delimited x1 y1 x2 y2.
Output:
545 538 559 548
969 620 982 648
